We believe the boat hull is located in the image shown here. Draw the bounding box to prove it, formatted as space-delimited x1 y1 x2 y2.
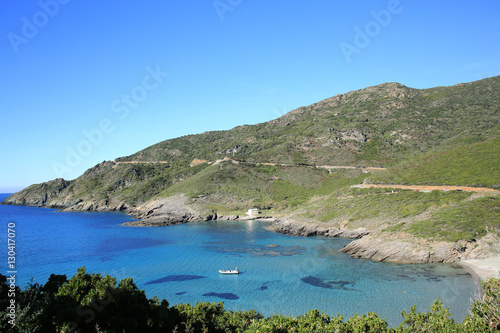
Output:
219 270 239 274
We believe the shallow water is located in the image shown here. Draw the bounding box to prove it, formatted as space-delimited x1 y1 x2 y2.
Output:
0 194 475 326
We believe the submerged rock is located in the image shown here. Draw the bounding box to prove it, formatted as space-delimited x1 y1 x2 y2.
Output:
145 275 206 284
202 292 239 300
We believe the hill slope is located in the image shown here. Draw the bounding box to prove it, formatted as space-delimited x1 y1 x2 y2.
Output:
119 77 500 167
3 76 500 263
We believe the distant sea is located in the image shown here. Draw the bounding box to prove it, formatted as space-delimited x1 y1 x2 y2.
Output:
0 193 476 326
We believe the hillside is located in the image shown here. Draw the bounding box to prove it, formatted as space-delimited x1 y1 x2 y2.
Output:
3 76 500 263
119 77 500 167
368 137 500 187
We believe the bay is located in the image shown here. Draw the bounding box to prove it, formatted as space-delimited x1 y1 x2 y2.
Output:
0 193 476 326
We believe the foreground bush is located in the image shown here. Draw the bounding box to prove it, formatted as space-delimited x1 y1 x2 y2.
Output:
1 267 498 332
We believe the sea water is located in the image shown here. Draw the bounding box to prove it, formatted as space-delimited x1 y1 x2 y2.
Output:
0 194 476 326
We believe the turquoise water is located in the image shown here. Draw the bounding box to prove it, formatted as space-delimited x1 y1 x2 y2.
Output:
0 194 476 326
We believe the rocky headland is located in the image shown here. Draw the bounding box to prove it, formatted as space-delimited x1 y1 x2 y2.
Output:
1 176 129 212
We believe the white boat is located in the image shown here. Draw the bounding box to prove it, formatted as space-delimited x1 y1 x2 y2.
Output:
219 267 239 274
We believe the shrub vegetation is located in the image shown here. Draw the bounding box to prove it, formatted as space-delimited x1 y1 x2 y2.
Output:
1 268 499 332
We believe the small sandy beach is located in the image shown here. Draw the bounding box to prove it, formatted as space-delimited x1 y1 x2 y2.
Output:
459 257 500 281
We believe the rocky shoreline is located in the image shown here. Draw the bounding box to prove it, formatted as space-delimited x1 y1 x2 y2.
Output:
267 219 500 266
339 232 500 266
3 191 499 267
267 219 369 239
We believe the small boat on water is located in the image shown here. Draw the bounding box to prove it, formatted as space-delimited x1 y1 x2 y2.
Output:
219 267 239 274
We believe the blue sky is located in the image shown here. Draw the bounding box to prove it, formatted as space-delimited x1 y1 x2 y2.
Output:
1 0 499 192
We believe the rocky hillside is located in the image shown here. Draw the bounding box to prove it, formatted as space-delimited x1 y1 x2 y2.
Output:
119 77 500 167
3 76 500 264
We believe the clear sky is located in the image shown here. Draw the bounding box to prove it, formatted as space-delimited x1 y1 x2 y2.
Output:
1 0 499 192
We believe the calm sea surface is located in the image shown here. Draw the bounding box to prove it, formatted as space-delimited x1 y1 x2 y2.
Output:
0 193 476 326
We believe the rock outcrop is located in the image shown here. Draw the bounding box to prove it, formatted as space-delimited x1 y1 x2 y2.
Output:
340 233 500 264
268 219 369 239
61 198 129 212
123 195 242 226
124 195 208 226
269 218 500 264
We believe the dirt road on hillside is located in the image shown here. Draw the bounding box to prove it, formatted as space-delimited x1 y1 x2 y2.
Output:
112 158 388 173
357 184 499 193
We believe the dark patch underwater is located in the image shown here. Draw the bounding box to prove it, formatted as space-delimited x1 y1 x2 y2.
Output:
146 275 207 284
301 275 357 290
202 292 239 300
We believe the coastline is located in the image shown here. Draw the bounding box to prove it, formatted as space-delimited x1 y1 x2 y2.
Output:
458 256 500 281
4 192 499 277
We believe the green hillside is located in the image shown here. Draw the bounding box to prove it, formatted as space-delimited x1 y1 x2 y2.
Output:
3 76 500 253
369 137 500 187
160 161 365 214
120 76 500 168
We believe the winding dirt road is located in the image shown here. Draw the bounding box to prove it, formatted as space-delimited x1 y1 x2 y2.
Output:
355 184 499 193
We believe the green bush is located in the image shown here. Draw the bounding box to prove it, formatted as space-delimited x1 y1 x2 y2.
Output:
468 278 500 331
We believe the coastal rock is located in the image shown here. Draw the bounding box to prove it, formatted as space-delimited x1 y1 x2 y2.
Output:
124 195 208 226
340 233 500 264
340 237 449 264
61 198 128 212
216 215 239 221
268 219 369 238
325 228 370 238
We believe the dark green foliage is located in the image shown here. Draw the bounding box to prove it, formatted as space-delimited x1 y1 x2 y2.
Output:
172 302 263 332
1 268 498 332
396 299 460 332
